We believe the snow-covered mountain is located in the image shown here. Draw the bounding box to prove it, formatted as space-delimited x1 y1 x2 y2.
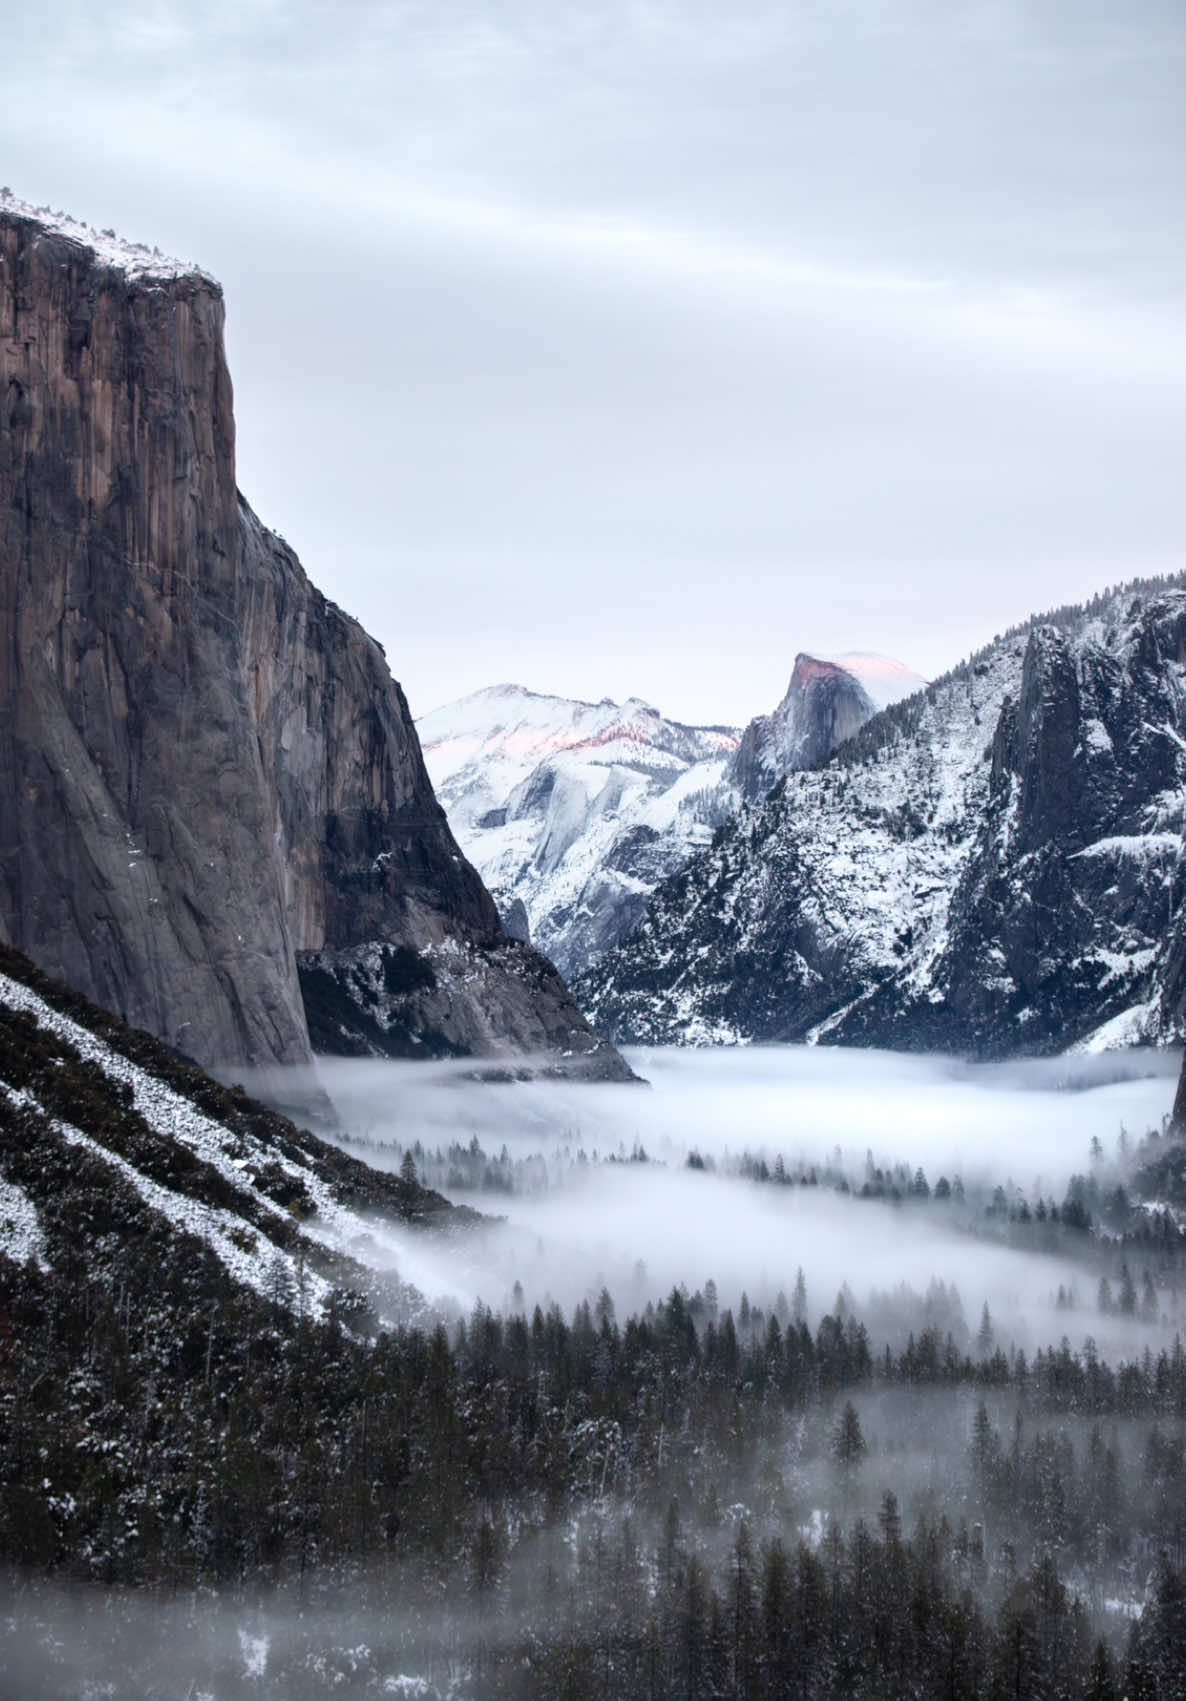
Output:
419 662 926 982
578 577 1186 1058
418 687 741 980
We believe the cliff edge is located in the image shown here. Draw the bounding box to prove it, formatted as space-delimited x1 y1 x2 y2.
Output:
0 194 630 1080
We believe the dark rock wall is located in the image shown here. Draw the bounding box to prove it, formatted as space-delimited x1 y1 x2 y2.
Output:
236 503 502 958
0 205 628 1077
922 613 1186 1055
0 215 308 1064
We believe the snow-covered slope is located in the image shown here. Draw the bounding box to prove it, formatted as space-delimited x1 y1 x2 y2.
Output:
0 945 473 1326
418 687 741 979
419 659 923 982
579 578 1186 1058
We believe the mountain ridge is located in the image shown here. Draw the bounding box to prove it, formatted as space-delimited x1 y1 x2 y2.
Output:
420 651 921 980
578 574 1186 1057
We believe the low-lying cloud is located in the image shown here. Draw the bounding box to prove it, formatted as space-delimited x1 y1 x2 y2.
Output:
296 1043 1180 1359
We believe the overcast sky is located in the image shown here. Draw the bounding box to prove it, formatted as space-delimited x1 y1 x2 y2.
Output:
6 1 1184 725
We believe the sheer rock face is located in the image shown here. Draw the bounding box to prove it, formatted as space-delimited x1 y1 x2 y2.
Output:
729 655 877 801
0 201 629 1079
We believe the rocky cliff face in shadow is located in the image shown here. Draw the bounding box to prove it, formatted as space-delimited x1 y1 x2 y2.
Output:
0 197 630 1080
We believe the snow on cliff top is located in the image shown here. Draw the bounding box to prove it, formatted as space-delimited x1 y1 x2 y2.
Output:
0 188 213 283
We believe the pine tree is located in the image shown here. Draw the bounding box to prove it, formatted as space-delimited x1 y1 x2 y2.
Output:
792 1267 808 1326
977 1302 994 1356
1084 1636 1118 1701
832 1401 867 1478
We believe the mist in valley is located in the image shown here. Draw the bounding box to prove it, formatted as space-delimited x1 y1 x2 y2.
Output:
9 1043 1185 1697
302 1044 1182 1364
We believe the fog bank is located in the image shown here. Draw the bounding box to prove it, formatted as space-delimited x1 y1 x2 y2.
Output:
285 1044 1183 1357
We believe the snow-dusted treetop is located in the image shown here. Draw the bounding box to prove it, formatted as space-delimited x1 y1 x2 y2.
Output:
0 188 213 284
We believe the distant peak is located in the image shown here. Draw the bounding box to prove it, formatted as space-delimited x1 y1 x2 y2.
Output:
790 653 847 678
780 649 925 714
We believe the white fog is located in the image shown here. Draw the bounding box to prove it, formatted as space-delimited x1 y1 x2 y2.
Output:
288 1044 1180 1358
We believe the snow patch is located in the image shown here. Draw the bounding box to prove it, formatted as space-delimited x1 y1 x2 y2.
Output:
0 1173 49 1269
0 188 212 282
1083 717 1114 755
239 1630 269 1680
1073 832 1180 862
1067 1000 1162 1054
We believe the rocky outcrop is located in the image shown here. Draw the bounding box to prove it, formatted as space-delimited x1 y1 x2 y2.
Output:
0 195 631 1080
731 656 874 799
911 608 1186 1056
730 652 927 803
579 581 1186 1058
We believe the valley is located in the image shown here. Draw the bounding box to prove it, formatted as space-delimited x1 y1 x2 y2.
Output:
0 186 1183 1699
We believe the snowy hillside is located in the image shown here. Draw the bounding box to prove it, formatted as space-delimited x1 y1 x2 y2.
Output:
418 686 741 979
419 659 922 981
580 577 1186 1058
0 945 472 1327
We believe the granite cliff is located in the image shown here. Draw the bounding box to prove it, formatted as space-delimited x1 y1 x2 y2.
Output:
0 195 629 1079
729 652 924 802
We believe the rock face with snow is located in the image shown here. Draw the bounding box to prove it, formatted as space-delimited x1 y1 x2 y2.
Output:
0 195 630 1080
419 659 922 983
730 653 926 801
418 686 741 980
579 580 1186 1058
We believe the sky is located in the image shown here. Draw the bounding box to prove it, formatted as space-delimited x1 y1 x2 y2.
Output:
5 1 1185 726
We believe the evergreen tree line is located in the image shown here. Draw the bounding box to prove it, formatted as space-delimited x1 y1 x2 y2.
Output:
4 1043 1186 1694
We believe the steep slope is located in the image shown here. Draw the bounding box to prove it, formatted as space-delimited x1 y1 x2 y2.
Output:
0 942 494 1597
420 657 921 982
0 943 472 1323
419 686 740 979
580 579 1186 1057
0 194 629 1080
